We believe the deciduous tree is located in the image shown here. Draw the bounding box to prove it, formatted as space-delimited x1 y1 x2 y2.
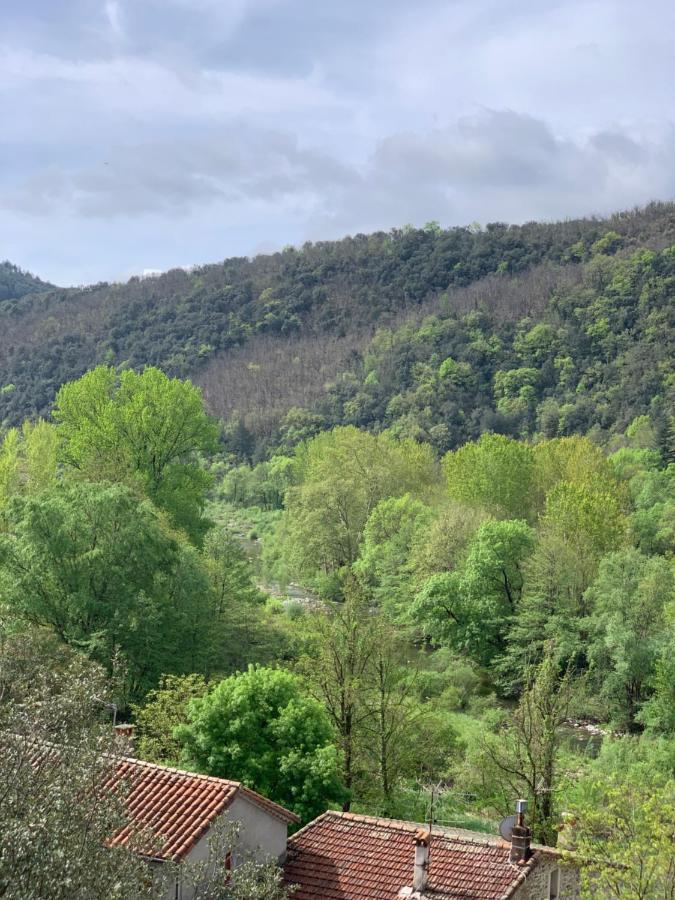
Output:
53 366 220 543
176 666 347 822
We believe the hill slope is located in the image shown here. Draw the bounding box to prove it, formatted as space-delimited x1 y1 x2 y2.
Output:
1 204 674 457
0 261 55 302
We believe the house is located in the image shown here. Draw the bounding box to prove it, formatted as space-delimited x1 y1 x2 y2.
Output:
283 809 580 899
104 755 299 899
101 731 579 899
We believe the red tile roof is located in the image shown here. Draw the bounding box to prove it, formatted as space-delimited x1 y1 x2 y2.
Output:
284 812 540 899
104 757 298 861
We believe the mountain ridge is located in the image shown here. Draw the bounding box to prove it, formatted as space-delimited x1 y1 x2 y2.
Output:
2 202 674 458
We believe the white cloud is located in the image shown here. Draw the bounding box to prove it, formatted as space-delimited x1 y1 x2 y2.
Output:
104 1 124 37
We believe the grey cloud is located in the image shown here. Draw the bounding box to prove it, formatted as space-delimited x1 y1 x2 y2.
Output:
590 131 647 165
3 0 675 284
310 112 675 236
0 128 357 218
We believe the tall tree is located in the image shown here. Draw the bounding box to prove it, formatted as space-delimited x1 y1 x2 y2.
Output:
0 482 215 701
481 647 573 844
298 579 377 808
176 666 347 822
53 366 220 543
360 626 432 814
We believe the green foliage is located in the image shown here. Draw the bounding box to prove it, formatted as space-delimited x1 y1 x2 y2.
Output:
0 260 53 302
586 549 673 730
627 463 675 555
443 434 535 519
410 520 535 667
280 426 438 586
219 455 295 510
0 481 217 700
407 501 488 581
533 435 624 511
470 648 573 844
562 738 675 898
176 666 348 822
133 673 208 764
354 494 432 615
541 481 628 561
0 420 58 511
203 525 265 609
54 366 220 543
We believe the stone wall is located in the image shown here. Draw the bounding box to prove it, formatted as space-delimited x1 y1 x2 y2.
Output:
513 855 580 900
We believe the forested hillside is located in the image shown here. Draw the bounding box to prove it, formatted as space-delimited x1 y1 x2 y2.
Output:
1 203 674 458
0 261 54 302
1 364 673 897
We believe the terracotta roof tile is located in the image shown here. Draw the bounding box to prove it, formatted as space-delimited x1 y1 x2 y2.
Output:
105 757 298 861
284 812 539 899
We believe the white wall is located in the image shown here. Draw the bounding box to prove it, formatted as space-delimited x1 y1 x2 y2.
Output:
169 794 289 900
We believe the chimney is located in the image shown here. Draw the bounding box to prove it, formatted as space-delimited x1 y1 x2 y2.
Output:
509 799 532 864
412 828 431 893
113 723 135 753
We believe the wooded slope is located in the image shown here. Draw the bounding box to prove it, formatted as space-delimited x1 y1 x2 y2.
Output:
2 203 674 457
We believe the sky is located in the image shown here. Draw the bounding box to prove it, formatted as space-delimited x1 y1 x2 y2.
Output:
2 0 675 286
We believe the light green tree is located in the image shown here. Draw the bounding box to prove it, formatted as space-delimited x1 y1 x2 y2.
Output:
533 435 626 515
407 501 488 581
281 426 438 583
564 772 675 899
443 433 535 520
0 482 215 701
541 481 628 563
53 366 220 543
0 420 59 512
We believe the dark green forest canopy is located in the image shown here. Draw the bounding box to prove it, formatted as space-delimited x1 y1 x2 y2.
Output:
1 203 674 458
0 261 55 302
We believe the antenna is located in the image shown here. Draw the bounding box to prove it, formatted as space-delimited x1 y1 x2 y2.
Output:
499 799 528 842
93 696 118 727
425 780 444 832
498 814 518 842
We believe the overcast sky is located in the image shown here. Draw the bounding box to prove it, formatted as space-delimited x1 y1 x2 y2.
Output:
2 0 674 285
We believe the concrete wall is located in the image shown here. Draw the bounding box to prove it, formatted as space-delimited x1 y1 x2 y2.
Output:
225 793 289 863
169 794 289 900
513 856 580 900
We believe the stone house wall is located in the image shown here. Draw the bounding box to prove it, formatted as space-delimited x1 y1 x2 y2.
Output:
513 855 581 900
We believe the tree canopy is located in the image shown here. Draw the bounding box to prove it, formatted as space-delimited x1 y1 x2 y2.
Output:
53 366 220 543
176 666 348 822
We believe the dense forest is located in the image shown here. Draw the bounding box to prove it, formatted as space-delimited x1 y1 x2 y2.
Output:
0 261 54 303
2 203 675 456
1 206 674 897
